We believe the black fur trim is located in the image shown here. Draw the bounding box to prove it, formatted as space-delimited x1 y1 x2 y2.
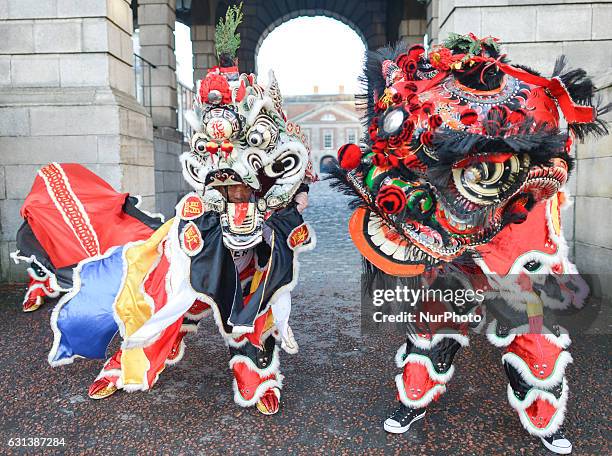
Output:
552 55 610 140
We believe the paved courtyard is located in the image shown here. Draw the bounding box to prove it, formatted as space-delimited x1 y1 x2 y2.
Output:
0 181 609 455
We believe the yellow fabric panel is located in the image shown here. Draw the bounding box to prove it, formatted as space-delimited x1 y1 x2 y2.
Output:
120 347 151 387
116 219 173 388
526 295 544 318
114 219 173 337
249 269 265 294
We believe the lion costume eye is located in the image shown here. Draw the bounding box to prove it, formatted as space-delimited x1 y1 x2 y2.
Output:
191 133 208 154
246 115 278 150
452 154 529 205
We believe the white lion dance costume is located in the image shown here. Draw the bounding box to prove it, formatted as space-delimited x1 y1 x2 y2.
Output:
12 5 316 415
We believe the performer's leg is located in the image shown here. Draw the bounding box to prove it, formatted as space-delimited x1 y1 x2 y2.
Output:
488 321 572 454
384 333 468 433
22 264 58 312
88 349 122 399
167 299 211 363
229 335 283 415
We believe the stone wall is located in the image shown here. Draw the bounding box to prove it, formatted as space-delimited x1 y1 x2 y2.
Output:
0 0 155 282
432 0 612 297
137 0 188 218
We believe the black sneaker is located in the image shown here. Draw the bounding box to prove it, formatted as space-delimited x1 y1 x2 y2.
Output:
383 404 426 434
540 428 572 454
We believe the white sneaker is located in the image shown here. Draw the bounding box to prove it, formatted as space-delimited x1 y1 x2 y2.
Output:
540 429 572 454
383 404 426 434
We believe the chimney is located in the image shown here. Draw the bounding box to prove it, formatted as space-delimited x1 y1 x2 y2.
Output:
339 84 344 94
313 85 319 94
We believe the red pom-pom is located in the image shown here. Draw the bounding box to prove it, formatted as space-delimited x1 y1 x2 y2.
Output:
460 109 478 126
199 74 232 104
220 140 233 154
206 141 219 153
337 144 362 170
429 114 443 129
376 185 407 214
391 92 403 104
420 131 434 147
407 44 425 61
421 101 434 115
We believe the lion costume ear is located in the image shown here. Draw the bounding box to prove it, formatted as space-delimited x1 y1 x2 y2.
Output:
265 69 284 115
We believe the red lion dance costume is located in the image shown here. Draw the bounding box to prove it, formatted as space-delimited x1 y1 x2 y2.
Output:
332 33 609 454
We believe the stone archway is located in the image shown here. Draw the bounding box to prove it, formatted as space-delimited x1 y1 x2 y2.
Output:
214 0 394 74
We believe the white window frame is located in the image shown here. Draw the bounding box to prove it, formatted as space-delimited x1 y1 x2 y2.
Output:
323 130 334 149
347 128 357 144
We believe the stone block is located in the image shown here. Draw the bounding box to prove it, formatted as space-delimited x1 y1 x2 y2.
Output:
139 24 174 47
34 20 82 53
125 109 150 138
11 55 60 87
502 42 563 73
0 57 11 85
30 105 120 136
60 53 110 87
0 198 23 241
151 106 177 129
0 0 7 19
192 40 214 55
0 135 98 165
151 86 178 108
89 163 122 190
574 242 612 299
438 7 482 42
592 4 612 40
139 45 176 67
576 131 612 160
108 55 134 95
7 0 57 19
57 0 108 17
107 21 134 64
97 135 121 163
0 22 34 53
139 3 175 26
82 18 109 52
576 157 612 198
121 164 155 196
0 107 29 136
481 6 536 43
562 40 612 79
574 196 612 248
536 4 592 42
4 164 41 199
107 0 133 34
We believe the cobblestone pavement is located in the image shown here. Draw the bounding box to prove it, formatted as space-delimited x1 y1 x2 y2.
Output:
0 180 610 455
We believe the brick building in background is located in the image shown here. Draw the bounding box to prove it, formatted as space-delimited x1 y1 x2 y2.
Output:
284 90 363 174
1 0 611 297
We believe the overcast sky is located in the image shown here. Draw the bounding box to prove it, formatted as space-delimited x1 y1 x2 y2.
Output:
256 16 366 95
173 17 366 96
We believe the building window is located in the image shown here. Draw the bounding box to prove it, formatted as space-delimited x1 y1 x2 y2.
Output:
323 130 333 149
347 128 357 144
321 113 337 122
